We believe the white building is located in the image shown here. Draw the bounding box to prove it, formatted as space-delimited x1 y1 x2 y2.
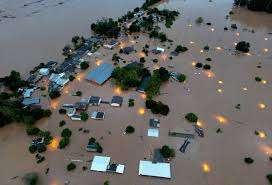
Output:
90 156 125 174
138 160 171 179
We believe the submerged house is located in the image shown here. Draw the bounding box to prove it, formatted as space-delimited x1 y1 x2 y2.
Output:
90 156 125 174
123 46 134 54
85 63 114 85
103 40 119 49
91 111 105 120
111 96 123 107
89 96 102 106
22 98 40 106
137 75 151 93
138 160 171 179
149 119 160 128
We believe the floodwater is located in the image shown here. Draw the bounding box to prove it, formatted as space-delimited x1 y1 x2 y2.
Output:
1 0 272 185
0 0 144 76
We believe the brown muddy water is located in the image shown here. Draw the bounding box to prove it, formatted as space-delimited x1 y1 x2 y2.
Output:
1 0 272 185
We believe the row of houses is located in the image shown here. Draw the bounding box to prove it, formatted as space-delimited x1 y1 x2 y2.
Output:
90 155 171 179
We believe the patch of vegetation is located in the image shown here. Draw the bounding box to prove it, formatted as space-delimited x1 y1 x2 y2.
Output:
244 157 254 164
75 91 82 96
23 172 39 185
145 67 170 98
255 76 262 82
149 30 168 42
185 113 198 123
206 58 212 61
80 61 89 70
204 45 210 51
203 64 211 70
145 99 170 116
175 45 188 53
67 162 76 171
112 63 150 90
0 70 29 91
125 125 135 134
128 99 135 107
71 35 86 50
234 0 272 13
235 41 250 53
104 180 110 185
49 90 61 99
177 74 187 83
160 145 175 158
59 120 66 127
140 57 146 63
69 75 75 81
195 62 203 68
195 17 204 24
59 137 70 149
61 128 72 138
267 174 272 185
80 112 89 121
91 18 121 38
59 109 67 114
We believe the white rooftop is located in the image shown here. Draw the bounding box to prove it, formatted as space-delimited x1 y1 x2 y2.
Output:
116 164 125 174
91 156 111 172
147 128 159 137
138 160 171 179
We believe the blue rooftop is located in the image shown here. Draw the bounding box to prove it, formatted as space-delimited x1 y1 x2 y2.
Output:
85 63 114 85
22 98 40 106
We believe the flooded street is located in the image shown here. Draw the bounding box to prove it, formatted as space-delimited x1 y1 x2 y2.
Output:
1 0 272 185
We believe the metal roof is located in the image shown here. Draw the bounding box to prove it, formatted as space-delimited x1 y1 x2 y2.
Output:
85 63 114 85
91 156 111 172
138 160 171 178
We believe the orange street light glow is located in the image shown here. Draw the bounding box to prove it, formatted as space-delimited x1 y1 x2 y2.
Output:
114 87 122 95
200 49 204 53
258 103 266 109
51 100 59 110
258 131 267 139
202 162 211 173
205 71 215 78
214 115 227 124
189 41 195 44
211 28 215 32
218 80 223 84
154 64 160 70
192 61 197 66
264 38 268 41
245 52 252 56
261 80 267 84
215 46 222 51
236 32 240 36
48 137 59 151
161 53 168 61
141 94 147 99
138 108 145 115
196 120 203 127
138 51 146 58
130 40 136 44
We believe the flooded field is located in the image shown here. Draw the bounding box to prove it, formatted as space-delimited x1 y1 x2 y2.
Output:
1 0 272 185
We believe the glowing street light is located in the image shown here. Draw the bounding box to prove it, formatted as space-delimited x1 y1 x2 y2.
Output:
214 115 227 124
218 80 223 84
202 162 211 173
138 108 145 115
258 103 266 109
114 87 122 95
217 88 223 93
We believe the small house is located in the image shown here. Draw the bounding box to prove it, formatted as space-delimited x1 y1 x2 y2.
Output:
22 98 40 106
86 140 99 152
85 63 114 85
32 137 44 146
90 156 125 174
138 160 171 179
103 40 119 49
71 114 81 121
66 108 76 117
89 96 102 106
91 111 105 120
149 119 160 128
23 88 34 98
39 68 50 76
75 102 88 111
147 128 159 137
111 96 123 107
152 47 165 54
123 46 134 54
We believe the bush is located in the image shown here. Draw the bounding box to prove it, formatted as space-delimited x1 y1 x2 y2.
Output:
140 57 146 63
244 157 254 164
26 127 41 136
177 74 186 83
255 76 262 82
203 64 211 70
267 174 272 185
206 58 212 61
75 91 82 96
49 90 61 99
195 62 203 68
59 120 66 127
40 86 46 91
29 145 37 154
61 128 72 138
37 145 47 153
195 17 204 24
80 112 89 121
80 61 89 70
153 59 158 63
69 75 75 81
160 145 175 158
204 45 210 51
59 137 70 149
104 181 110 185
59 109 67 114
91 18 121 38
125 125 135 134
67 162 76 171
160 104 170 116
185 113 198 123
146 100 170 116
128 99 135 107
175 45 188 53
145 99 157 109
23 172 39 185
235 41 250 53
